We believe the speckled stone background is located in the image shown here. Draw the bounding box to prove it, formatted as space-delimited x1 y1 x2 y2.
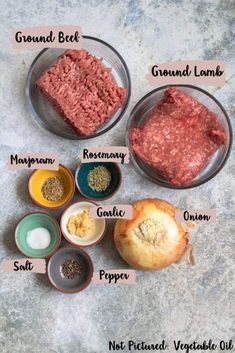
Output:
0 1 234 352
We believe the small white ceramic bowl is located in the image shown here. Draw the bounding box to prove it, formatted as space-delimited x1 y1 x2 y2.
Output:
60 201 107 247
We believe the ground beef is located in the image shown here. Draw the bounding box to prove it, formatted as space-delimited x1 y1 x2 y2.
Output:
36 49 127 136
131 87 226 186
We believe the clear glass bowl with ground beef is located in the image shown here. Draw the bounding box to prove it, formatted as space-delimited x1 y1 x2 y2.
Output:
127 85 232 189
25 36 131 140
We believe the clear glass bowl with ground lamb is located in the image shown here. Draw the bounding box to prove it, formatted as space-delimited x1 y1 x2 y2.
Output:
25 36 131 140
127 85 232 189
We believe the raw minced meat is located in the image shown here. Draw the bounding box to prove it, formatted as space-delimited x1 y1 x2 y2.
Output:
130 87 226 185
36 49 127 136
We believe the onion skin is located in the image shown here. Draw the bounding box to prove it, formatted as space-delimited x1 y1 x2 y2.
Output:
114 199 188 271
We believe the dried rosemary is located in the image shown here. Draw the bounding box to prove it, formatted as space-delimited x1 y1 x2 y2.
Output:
87 166 111 192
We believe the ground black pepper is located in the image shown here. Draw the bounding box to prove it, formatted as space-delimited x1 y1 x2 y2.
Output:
61 259 82 279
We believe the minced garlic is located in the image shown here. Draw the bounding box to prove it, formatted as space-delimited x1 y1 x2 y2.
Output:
67 209 95 238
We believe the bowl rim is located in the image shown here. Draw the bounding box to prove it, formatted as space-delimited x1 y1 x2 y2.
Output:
14 211 62 259
75 161 122 200
47 245 94 293
126 84 233 189
25 35 132 140
28 163 75 210
60 199 107 247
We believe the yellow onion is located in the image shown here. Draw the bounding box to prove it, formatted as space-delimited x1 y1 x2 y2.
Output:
114 198 189 271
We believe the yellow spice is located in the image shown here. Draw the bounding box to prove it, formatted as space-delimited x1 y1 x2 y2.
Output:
67 209 95 238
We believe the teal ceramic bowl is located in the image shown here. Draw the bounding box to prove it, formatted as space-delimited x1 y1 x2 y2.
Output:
75 162 122 200
15 212 61 258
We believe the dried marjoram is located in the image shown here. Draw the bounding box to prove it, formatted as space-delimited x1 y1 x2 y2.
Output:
41 176 65 201
61 259 82 279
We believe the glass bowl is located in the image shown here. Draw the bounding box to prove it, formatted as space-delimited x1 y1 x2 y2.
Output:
25 36 131 140
126 85 232 189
